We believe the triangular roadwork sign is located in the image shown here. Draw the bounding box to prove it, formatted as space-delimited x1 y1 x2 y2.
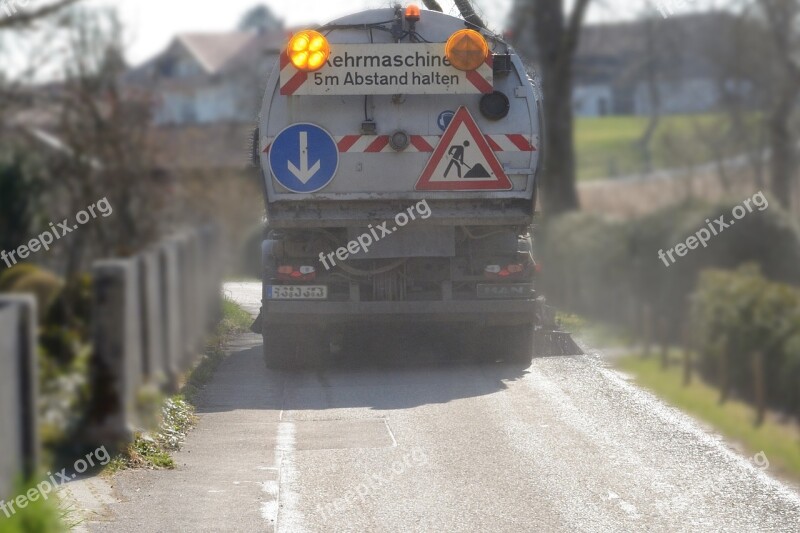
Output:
416 106 512 191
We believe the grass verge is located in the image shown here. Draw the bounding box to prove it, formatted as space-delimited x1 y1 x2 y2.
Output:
107 297 253 472
556 311 632 348
182 298 252 405
617 353 800 484
575 113 759 180
0 479 72 533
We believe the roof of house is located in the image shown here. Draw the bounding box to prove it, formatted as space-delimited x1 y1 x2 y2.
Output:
124 29 286 87
175 32 262 74
220 31 287 75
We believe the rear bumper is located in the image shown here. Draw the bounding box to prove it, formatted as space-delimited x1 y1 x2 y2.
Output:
264 298 540 326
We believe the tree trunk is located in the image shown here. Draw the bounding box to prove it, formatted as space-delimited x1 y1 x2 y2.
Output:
768 87 798 208
421 0 443 12
759 0 800 210
752 351 766 427
683 323 692 386
636 19 661 175
514 0 588 215
718 336 730 405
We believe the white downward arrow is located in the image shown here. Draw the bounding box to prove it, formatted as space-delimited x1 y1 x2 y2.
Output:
287 131 321 184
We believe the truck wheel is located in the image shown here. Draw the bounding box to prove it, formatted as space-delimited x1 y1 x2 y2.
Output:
450 326 487 362
263 325 300 369
263 325 327 370
501 325 534 364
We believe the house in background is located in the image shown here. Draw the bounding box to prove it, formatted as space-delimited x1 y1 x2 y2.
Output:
569 12 752 117
124 30 285 126
121 26 289 265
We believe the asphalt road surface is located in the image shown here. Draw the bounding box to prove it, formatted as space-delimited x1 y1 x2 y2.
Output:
83 282 800 532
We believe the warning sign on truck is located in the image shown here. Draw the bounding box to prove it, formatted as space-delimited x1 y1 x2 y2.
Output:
280 43 493 96
416 107 512 191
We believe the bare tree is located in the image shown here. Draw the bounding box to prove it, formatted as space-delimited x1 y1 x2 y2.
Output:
453 0 487 29
422 0 444 12
0 0 79 29
635 18 663 175
512 0 591 215
757 0 800 209
51 8 161 275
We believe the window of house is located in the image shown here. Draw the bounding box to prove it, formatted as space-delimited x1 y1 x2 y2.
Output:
181 99 196 124
157 57 176 78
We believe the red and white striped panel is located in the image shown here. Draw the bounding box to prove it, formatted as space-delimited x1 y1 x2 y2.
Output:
263 135 536 154
279 51 308 96
335 135 439 153
484 134 536 152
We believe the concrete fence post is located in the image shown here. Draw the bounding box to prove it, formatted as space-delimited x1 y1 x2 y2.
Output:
139 251 166 387
198 227 215 331
201 225 223 328
186 232 205 354
174 234 197 372
88 259 143 446
159 240 182 393
0 296 39 498
199 227 217 345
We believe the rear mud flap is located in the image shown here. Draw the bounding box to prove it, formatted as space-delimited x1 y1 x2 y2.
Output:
533 330 583 356
534 302 583 356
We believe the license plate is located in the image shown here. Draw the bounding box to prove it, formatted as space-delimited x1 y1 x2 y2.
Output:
267 285 328 300
477 284 535 299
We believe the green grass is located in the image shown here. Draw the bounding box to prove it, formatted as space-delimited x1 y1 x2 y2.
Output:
556 311 632 347
182 298 253 405
0 480 68 533
107 298 252 472
107 396 196 472
617 354 800 483
218 298 254 337
575 113 760 181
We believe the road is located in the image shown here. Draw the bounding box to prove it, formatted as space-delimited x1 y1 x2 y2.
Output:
79 282 800 532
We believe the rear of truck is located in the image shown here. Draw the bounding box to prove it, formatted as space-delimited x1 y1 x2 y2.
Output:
257 5 545 366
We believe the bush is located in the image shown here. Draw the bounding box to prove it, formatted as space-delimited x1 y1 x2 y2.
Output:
690 266 800 418
541 197 800 336
0 264 41 291
543 212 632 320
0 267 63 321
0 480 65 533
0 266 93 446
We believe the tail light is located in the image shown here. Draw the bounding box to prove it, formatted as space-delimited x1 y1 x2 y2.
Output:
277 265 317 282
484 263 529 280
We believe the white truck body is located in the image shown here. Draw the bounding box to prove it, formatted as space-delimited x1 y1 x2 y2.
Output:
256 7 546 365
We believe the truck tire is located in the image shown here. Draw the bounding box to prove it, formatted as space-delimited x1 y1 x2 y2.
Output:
263 324 327 370
263 325 299 369
500 325 535 364
458 326 533 364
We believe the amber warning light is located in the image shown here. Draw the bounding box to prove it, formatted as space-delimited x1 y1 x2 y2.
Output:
445 29 489 71
287 30 331 72
405 4 421 22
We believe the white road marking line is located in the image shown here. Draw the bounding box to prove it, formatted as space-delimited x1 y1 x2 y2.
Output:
384 419 398 447
275 421 308 533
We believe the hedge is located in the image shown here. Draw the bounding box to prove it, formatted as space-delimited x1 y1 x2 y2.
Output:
690 266 800 417
540 196 800 336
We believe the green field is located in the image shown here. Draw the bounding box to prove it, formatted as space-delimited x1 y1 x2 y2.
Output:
617 354 800 484
575 114 754 181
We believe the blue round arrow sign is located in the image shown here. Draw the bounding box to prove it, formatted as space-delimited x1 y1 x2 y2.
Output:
269 123 339 193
